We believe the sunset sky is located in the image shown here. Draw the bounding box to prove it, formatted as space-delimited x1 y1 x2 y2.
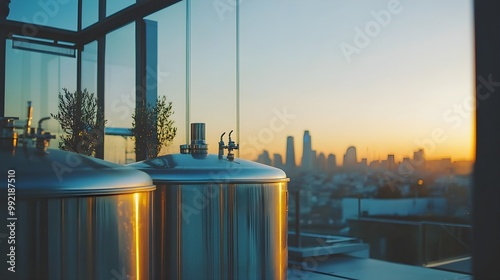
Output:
5 0 474 165
181 0 475 164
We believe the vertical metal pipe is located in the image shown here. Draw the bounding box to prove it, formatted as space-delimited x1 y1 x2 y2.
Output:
190 123 205 143
185 0 191 145
235 0 240 157
24 101 33 138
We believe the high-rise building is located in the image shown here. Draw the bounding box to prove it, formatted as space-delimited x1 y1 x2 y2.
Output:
413 149 425 170
327 154 337 171
343 146 358 167
273 153 284 169
257 150 272 166
301 130 313 170
285 136 296 169
387 154 396 171
317 152 326 171
400 157 413 176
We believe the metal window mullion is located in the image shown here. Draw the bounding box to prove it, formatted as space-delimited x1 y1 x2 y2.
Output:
95 0 106 159
0 30 6 117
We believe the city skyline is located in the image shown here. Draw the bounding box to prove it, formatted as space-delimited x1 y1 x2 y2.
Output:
258 132 473 167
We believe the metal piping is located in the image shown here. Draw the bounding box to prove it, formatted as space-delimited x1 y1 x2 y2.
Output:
185 0 191 146
179 123 208 156
24 101 32 141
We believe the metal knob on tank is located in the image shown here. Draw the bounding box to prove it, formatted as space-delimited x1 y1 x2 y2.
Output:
129 123 289 280
0 102 155 280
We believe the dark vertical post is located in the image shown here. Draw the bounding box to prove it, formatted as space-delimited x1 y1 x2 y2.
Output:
76 0 82 94
95 0 106 159
421 223 426 266
135 19 158 161
0 0 9 117
295 188 301 248
0 29 5 118
358 196 361 218
474 1 500 279
135 19 146 161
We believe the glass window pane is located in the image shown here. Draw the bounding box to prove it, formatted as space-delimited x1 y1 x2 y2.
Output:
5 39 77 149
188 0 237 154
106 0 135 17
82 0 99 29
147 1 240 155
8 0 78 31
104 23 135 163
82 41 98 94
146 2 187 154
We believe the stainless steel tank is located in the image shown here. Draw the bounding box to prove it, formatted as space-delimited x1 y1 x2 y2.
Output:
129 123 289 280
0 108 155 280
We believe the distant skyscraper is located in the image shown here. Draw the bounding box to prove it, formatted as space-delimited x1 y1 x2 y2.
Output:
301 131 313 170
285 136 296 169
327 154 336 171
400 157 413 176
317 152 326 171
413 149 425 169
360 158 368 166
273 153 284 169
343 146 357 167
387 154 396 170
257 150 272 166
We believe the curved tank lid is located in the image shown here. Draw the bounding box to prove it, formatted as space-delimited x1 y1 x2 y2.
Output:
0 147 155 197
128 154 289 184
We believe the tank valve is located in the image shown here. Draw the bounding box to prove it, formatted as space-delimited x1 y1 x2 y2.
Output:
218 130 239 161
179 123 208 158
218 132 226 160
0 117 19 152
35 117 55 154
226 130 239 161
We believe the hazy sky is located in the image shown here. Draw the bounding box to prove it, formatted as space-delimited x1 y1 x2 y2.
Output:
5 0 474 165
184 0 474 164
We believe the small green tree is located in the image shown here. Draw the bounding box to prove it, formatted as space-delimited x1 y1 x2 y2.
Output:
51 88 105 156
131 95 177 160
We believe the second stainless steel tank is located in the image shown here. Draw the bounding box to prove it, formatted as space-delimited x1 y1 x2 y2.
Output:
129 123 289 280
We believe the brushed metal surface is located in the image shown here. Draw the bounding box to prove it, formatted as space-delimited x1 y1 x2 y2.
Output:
152 183 288 280
0 192 152 280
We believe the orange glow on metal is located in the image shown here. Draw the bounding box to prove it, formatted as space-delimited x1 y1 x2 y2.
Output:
279 184 282 279
134 192 140 280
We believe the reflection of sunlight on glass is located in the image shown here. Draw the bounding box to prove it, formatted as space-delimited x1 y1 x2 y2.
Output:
418 179 424 186
134 192 140 280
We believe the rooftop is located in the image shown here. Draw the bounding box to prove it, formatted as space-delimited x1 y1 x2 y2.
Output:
288 255 471 280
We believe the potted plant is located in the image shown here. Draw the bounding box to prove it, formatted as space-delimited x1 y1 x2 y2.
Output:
131 95 177 160
51 88 105 156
